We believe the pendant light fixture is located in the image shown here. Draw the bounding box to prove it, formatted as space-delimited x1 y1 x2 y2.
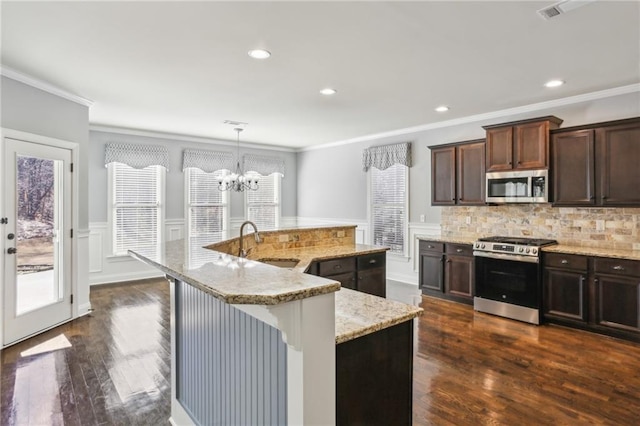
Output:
218 127 259 192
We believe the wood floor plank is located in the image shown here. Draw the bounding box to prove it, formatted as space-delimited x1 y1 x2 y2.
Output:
2 278 640 425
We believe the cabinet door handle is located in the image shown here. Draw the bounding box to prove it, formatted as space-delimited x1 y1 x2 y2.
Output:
369 259 377 264
580 276 585 283
456 249 463 253
561 259 569 264
612 265 625 271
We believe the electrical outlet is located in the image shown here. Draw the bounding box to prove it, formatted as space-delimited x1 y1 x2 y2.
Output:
596 220 605 231
466 216 471 225
420 214 425 223
278 234 289 242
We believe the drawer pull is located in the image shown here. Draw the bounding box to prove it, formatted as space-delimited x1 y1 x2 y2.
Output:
369 259 377 264
456 248 463 253
334 265 342 270
561 259 569 264
612 265 625 271
427 245 433 248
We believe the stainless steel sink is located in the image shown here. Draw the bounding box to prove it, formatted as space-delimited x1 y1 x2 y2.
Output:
257 258 300 268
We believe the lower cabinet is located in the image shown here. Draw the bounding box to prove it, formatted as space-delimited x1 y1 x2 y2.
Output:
336 321 413 425
419 240 474 305
307 252 386 297
543 253 640 342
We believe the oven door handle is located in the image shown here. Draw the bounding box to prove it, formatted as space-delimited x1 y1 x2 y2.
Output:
473 251 539 264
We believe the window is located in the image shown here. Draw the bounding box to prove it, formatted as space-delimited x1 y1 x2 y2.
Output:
185 168 229 244
246 174 280 230
370 163 408 255
109 163 164 258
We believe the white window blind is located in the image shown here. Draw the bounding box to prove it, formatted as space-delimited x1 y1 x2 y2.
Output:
110 163 164 258
371 163 408 255
186 168 229 261
246 174 280 230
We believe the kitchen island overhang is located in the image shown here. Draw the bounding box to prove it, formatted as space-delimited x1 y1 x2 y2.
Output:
130 227 422 425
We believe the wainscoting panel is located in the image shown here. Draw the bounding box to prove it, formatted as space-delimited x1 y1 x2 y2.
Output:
175 279 287 425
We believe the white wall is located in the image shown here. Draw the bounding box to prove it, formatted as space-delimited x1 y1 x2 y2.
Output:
296 90 640 285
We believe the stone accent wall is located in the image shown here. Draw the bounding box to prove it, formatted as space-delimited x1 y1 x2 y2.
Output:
207 225 356 255
442 206 640 251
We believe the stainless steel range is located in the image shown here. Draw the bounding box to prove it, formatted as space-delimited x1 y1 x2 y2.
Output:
473 236 557 324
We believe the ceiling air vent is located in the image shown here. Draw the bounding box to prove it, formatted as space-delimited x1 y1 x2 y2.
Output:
537 0 597 20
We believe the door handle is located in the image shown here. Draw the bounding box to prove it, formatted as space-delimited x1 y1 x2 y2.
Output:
7 247 17 254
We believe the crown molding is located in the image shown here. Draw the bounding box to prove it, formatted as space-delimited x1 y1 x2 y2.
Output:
0 65 94 107
89 124 297 153
299 83 640 152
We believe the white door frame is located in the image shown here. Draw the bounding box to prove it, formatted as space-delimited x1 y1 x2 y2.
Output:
1 128 80 348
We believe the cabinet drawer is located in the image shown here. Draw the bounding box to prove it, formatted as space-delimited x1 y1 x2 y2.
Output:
357 252 386 271
419 241 444 253
319 257 356 276
329 272 357 290
594 258 640 277
544 253 588 271
445 243 473 257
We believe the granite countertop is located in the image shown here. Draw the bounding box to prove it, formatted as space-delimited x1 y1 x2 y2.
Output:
129 239 341 305
130 238 422 344
542 245 640 261
416 235 478 245
247 243 389 273
335 288 422 344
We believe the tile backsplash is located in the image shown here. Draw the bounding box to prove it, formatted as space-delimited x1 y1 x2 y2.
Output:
442 205 640 251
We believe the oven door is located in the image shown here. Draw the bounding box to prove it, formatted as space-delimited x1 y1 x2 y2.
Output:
474 255 540 309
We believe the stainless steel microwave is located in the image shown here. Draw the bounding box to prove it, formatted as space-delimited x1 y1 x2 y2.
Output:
486 169 549 203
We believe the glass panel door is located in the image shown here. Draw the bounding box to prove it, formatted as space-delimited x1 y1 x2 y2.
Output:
3 138 72 346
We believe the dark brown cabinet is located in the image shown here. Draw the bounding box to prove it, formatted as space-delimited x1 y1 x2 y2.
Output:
592 258 640 335
419 240 474 305
551 118 640 207
308 252 386 297
444 244 474 299
419 241 444 292
484 116 562 172
543 253 588 324
430 140 485 206
543 252 640 342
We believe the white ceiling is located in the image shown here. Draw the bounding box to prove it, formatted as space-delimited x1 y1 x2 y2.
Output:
1 1 639 148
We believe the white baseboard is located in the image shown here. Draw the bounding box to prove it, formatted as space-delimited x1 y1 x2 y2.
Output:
90 270 164 286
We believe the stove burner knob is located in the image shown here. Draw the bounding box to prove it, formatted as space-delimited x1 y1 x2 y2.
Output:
519 247 524 253
532 248 538 255
475 243 479 249
526 248 531 253
481 244 486 249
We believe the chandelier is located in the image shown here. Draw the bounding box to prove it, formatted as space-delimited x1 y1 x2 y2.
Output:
218 127 259 192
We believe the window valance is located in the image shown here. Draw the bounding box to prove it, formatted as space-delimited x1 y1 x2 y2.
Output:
362 142 412 172
105 143 170 170
243 154 285 177
182 149 234 173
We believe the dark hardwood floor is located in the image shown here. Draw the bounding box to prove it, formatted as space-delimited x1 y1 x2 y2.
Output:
2 278 639 425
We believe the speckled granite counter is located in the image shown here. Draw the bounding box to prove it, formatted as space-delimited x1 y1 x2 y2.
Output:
543 245 640 261
335 288 422 344
130 239 341 305
130 235 422 344
416 235 478 245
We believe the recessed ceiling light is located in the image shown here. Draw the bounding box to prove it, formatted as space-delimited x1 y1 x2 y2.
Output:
248 49 271 59
320 88 337 96
544 79 565 88
435 105 449 112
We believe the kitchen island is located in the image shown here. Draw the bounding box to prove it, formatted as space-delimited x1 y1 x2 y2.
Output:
130 226 422 425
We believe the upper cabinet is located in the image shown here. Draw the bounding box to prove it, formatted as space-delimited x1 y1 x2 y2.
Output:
551 118 640 207
430 139 485 206
483 116 563 172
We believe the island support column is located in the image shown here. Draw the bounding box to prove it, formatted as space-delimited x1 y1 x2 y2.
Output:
168 277 336 425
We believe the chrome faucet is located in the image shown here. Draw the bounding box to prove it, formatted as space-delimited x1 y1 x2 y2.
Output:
238 221 261 258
